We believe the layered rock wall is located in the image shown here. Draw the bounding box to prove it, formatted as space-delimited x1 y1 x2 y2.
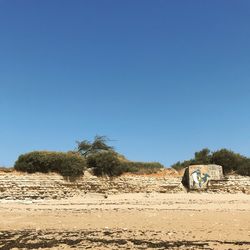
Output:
207 175 250 193
0 171 249 200
0 172 183 200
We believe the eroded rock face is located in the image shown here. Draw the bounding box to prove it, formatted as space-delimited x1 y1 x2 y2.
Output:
0 171 184 200
0 170 249 200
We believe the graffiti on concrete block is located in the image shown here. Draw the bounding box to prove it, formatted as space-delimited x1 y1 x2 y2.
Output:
182 164 223 190
190 169 210 188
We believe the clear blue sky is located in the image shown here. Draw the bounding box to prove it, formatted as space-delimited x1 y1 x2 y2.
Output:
0 0 250 167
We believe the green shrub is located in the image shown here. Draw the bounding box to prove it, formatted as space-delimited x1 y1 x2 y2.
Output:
14 151 86 177
172 149 212 171
60 155 86 177
120 161 164 174
194 148 211 164
171 148 250 176
87 151 124 176
211 149 247 174
86 151 164 176
236 159 250 176
87 151 164 176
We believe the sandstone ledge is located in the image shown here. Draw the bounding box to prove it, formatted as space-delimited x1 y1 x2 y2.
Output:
0 171 249 200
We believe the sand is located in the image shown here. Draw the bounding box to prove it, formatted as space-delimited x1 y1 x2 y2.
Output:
0 193 250 249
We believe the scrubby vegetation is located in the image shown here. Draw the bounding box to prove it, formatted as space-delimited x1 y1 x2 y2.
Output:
86 151 124 176
13 137 250 178
14 150 164 178
14 136 164 178
171 148 250 176
119 161 164 175
0 166 13 172
86 151 164 176
79 135 164 176
14 151 87 177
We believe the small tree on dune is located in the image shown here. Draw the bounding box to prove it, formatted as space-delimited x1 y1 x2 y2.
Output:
76 135 114 158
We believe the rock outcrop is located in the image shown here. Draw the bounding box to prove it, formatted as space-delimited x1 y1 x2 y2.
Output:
0 171 249 200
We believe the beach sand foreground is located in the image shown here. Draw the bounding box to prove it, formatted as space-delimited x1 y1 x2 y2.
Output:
0 193 249 249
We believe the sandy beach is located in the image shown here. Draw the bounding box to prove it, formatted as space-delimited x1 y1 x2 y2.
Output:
0 193 249 249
